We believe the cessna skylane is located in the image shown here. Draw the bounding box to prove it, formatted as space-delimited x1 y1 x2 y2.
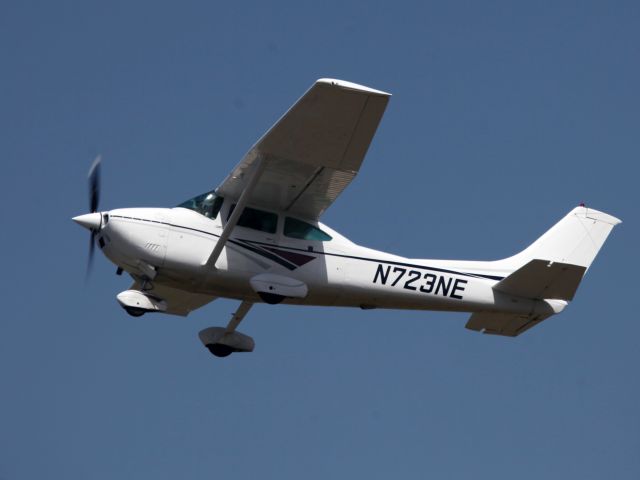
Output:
72 78 621 357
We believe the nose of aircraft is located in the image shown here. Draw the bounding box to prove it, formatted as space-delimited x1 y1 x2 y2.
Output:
72 212 102 230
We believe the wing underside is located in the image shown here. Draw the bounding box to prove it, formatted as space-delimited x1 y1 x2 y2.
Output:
216 79 390 220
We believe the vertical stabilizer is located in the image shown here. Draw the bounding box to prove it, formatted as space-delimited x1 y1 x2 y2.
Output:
501 206 621 271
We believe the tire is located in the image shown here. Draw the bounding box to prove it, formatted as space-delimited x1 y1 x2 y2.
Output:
206 343 234 358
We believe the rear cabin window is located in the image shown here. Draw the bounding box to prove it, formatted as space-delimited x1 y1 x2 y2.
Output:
284 217 332 241
177 191 224 219
228 205 278 234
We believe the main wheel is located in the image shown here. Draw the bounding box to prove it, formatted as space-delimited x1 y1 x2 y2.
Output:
124 307 146 317
206 343 234 358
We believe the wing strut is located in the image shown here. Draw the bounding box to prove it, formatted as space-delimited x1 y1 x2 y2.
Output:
202 156 266 267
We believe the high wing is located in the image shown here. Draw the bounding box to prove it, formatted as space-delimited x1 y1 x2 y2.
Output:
215 78 390 220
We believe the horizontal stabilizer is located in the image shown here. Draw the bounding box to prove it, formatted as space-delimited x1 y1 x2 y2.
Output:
494 259 587 301
465 311 551 337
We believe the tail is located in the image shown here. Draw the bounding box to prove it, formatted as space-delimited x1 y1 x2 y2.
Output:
466 205 621 337
501 205 621 273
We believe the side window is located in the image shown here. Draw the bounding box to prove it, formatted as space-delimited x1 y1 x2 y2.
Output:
228 205 278 234
284 217 332 241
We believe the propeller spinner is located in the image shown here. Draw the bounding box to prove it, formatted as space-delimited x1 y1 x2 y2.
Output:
72 155 102 276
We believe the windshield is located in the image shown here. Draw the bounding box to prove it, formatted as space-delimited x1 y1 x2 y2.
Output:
177 191 224 219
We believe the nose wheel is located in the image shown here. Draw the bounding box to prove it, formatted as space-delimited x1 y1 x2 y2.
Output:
124 306 146 317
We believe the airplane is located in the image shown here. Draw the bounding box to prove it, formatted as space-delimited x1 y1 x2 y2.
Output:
72 78 621 358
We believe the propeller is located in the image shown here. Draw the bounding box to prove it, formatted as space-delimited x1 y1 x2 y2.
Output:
86 155 102 277
89 155 101 213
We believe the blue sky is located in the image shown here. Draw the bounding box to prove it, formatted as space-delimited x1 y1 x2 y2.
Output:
1 1 638 478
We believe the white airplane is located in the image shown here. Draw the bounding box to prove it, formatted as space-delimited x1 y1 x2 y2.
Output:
73 78 621 357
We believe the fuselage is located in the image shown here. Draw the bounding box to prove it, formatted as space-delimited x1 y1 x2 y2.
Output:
94 201 561 319
70 78 621 345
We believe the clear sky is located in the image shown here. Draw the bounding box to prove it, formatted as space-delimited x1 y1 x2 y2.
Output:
1 1 638 478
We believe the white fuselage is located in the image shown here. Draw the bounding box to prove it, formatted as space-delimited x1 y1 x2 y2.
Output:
95 203 561 319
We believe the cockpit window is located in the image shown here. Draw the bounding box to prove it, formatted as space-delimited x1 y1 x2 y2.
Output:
228 205 278 234
284 217 332 241
177 191 224 219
